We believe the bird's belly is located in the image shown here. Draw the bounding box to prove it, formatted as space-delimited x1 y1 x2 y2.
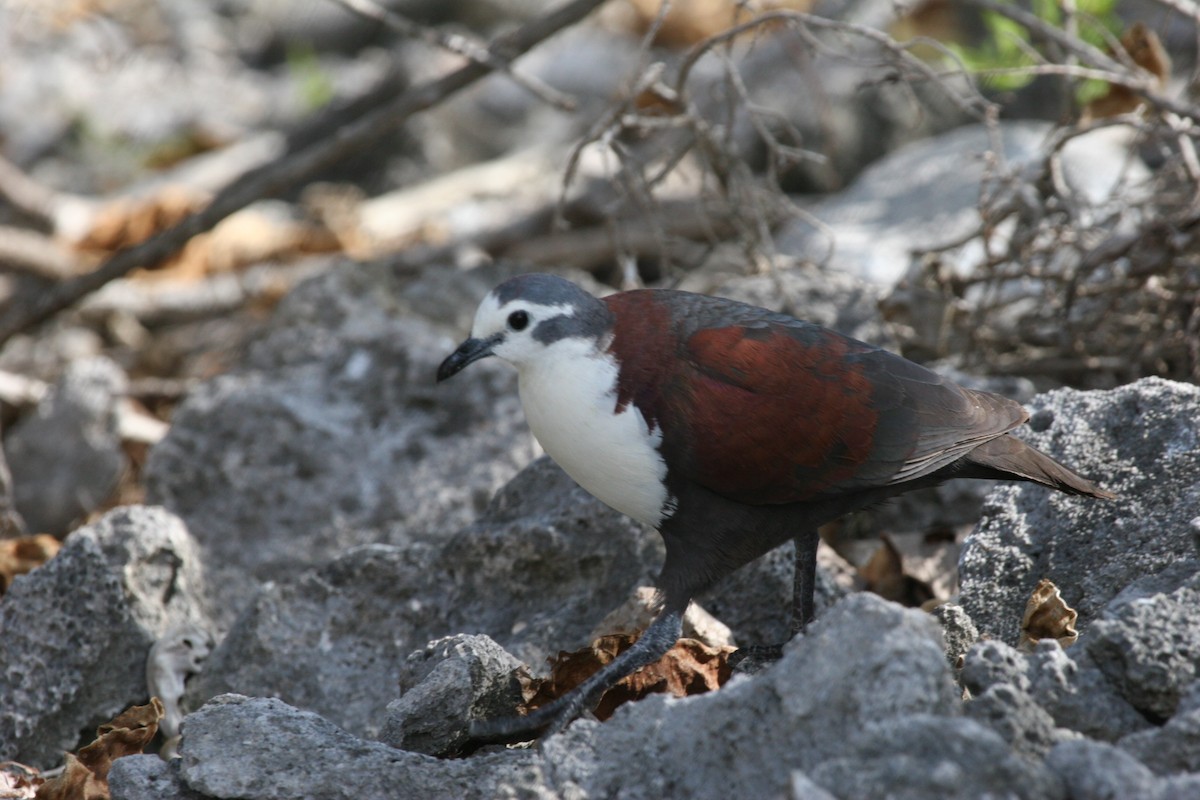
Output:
519 357 670 528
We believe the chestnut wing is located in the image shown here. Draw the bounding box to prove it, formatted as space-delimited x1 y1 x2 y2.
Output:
676 321 1027 505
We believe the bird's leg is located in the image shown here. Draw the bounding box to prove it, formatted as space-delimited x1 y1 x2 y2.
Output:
729 529 819 668
791 527 819 635
468 602 686 744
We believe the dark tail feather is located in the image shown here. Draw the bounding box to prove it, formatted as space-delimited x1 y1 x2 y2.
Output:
965 434 1116 499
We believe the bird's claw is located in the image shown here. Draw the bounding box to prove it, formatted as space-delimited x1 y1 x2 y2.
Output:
468 690 596 746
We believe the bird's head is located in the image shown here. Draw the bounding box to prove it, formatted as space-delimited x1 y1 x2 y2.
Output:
436 273 611 382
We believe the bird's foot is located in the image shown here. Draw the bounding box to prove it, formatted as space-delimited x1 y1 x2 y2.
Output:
468 690 594 746
469 606 687 747
468 713 548 747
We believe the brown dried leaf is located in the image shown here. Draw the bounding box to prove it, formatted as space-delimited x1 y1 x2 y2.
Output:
77 185 339 282
0 535 62 596
1018 579 1078 652
632 86 684 115
0 762 42 799
522 634 734 721
615 0 811 48
34 698 163 800
1083 22 1170 120
76 187 207 257
166 208 340 282
859 533 936 608
33 755 100 800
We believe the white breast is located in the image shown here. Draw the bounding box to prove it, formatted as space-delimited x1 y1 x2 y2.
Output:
517 340 671 528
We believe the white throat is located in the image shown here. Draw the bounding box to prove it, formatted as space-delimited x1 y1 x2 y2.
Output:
515 338 672 528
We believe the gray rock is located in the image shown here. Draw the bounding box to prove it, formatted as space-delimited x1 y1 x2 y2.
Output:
0 506 211 768
777 122 1048 286
1025 641 1151 743
789 771 839 800
0 325 104 386
178 694 546 800
109 755 210 800
380 634 526 756
810 715 1063 800
689 30 971 197
932 602 979 672
964 682 1074 759
144 264 537 625
185 457 660 739
960 378 1200 646
161 595 1074 799
5 356 127 535
961 639 1084 759
964 638 1150 743
1045 740 1163 800
962 639 1032 695
1086 563 1200 722
538 593 959 799
1121 682 1200 775
776 121 1149 287
1161 775 1200 799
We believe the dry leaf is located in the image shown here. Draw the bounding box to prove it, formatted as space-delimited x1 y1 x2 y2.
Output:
34 698 164 800
0 762 42 799
74 183 340 282
859 533 936 608
632 85 684 115
0 535 62 595
165 207 340 282
33 754 100 800
1018 578 1078 652
522 634 734 721
1083 22 1170 120
76 187 207 257
614 0 812 48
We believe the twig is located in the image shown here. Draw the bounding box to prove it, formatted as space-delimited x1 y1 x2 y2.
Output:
0 0 608 346
332 0 576 111
966 0 1200 125
671 10 995 124
557 0 673 227
0 226 87 280
0 155 67 225
1148 0 1200 24
78 261 327 327
0 154 96 235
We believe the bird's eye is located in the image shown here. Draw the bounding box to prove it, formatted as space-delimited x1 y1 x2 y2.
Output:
507 310 529 331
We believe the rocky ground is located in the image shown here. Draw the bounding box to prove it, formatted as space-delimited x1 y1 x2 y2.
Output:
2 1 1200 799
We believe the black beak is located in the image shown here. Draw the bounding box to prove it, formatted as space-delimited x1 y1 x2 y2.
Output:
437 335 500 382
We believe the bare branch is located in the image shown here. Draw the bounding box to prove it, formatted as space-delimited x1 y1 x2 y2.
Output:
671 10 995 122
966 0 1200 125
0 154 96 235
332 0 577 110
0 226 87 280
1147 0 1200 24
